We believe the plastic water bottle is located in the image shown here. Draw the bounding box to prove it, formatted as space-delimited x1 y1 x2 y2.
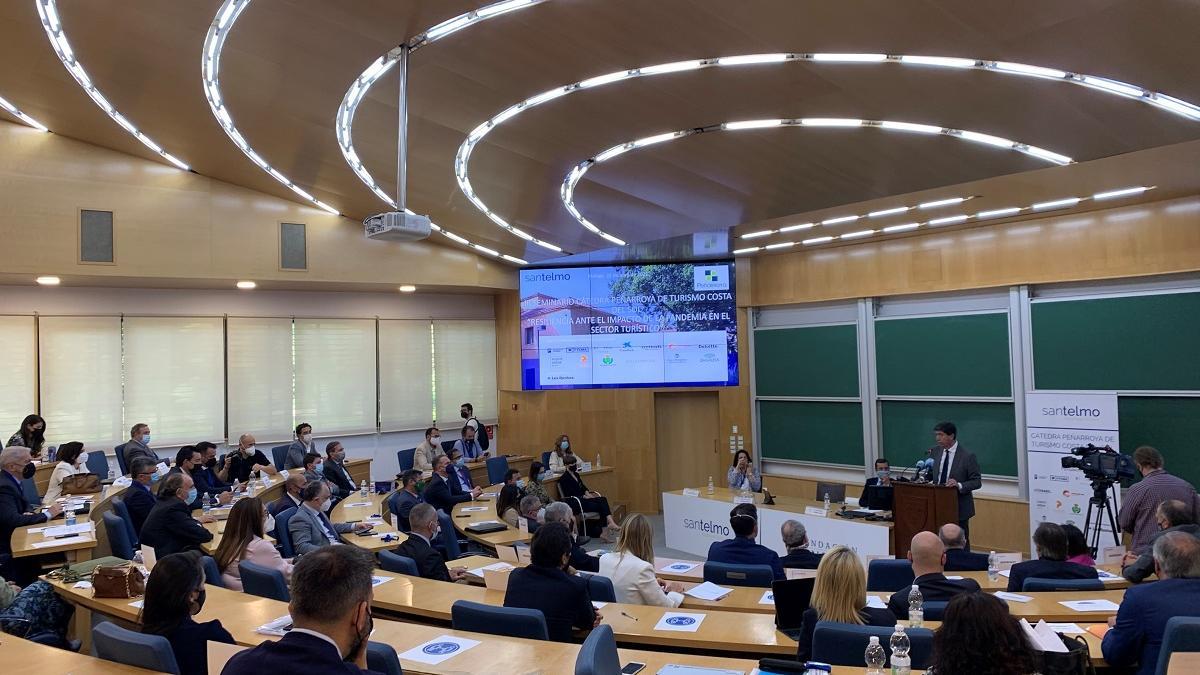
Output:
65 509 77 527
907 585 924 628
707 476 714 495
864 635 886 674
203 494 213 516
232 479 241 494
988 550 999 583
360 480 368 498
595 453 601 469
248 479 257 497
823 492 831 512
889 624 911 675
107 469 115 481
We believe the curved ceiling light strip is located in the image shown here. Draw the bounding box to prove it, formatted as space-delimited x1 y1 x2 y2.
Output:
0 95 49 131
731 184 1153 255
561 118 1074 246
35 0 189 170
445 52 1200 246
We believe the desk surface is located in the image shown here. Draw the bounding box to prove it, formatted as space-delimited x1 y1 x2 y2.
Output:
958 565 1131 590
1 633 163 674
331 491 407 552
670 487 895 531
1168 652 1200 675
11 493 102 559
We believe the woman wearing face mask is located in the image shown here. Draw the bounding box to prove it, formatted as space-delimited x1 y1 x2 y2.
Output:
141 550 235 675
213 496 293 592
548 434 573 474
496 483 525 528
7 414 46 458
44 441 88 502
524 461 553 506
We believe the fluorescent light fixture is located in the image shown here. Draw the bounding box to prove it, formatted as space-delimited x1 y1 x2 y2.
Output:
236 280 256 289
501 254 529 264
525 87 568 106
741 230 774 239
360 58 389 82
1078 76 1143 99
883 222 920 233
1023 145 1073 165
640 60 704 75
599 232 627 246
426 14 474 40
779 222 815 233
580 71 631 88
476 0 534 18
163 153 190 171
509 227 534 241
1032 197 1081 211
112 114 136 134
839 229 876 239
803 236 834 245
822 215 859 225
595 144 631 162
717 53 788 66
919 197 965 209
1149 94 1200 120
869 206 910 218
764 242 795 250
899 55 976 68
811 53 887 62
443 231 470 245
468 123 491 142
928 215 969 226
958 130 1014 148
36 276 60 286
398 284 417 293
801 118 863 127
733 247 760 255
977 207 1021 218
880 121 943 134
491 104 523 125
992 61 1067 79
216 2 237 29
1093 186 1148 200
632 132 677 147
724 119 783 130
314 200 338 215
534 240 563 252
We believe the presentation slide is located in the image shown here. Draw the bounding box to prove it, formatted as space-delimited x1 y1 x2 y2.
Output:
519 262 738 390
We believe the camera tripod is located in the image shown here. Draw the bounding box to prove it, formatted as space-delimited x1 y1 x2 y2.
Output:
1083 479 1121 556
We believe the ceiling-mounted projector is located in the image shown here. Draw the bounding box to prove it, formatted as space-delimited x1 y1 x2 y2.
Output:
364 211 431 241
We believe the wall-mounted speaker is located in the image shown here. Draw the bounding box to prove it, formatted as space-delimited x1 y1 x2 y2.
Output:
79 209 114 263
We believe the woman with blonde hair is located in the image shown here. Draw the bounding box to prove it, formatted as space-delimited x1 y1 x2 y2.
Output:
598 513 685 606
795 545 896 661
212 496 293 591
547 433 572 474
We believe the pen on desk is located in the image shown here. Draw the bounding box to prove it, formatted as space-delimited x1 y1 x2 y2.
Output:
620 611 638 621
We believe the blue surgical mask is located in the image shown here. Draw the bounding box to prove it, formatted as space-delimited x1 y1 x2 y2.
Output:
150 472 161 483
185 487 198 504
314 462 324 473
560 441 569 451
517 479 527 489
455 457 466 467
142 434 152 445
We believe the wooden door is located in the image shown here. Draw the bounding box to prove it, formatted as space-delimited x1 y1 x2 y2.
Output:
655 391 721 502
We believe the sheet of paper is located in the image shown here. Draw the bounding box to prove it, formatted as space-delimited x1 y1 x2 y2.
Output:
468 562 514 577
804 506 828 517
25 526 49 534
654 612 706 632
43 523 93 538
73 581 93 589
155 462 170 476
659 561 699 573
398 635 481 665
30 539 89 549
141 545 158 571
945 575 964 580
759 590 775 605
865 595 888 609
344 501 372 508
1042 622 1085 634
683 581 732 601
1033 620 1069 652
592 601 608 609
1059 599 1120 612
480 492 498 499
995 591 1033 603
128 600 144 609
459 506 489 512
681 488 700 497
255 615 292 636
998 569 1012 577
371 576 391 587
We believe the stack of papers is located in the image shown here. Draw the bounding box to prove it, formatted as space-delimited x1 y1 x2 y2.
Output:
468 562 514 577
43 523 93 538
256 615 292 636
1019 619 1068 653
682 581 732 601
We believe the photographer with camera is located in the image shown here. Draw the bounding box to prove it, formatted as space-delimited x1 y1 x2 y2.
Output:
1118 446 1200 554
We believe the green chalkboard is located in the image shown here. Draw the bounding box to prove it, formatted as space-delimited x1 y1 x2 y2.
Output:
875 313 1011 397
1032 292 1200 391
758 400 863 466
1118 397 1200 488
754 325 859 398
879 400 1018 476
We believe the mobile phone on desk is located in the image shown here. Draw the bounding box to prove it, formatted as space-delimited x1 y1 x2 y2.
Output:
620 663 645 675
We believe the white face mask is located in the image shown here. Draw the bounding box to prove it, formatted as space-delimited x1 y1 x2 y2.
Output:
321 498 332 512
301 434 312 443
76 452 89 467
243 445 256 456
263 514 275 533
430 436 440 444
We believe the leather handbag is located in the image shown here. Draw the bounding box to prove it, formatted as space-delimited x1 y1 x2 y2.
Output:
92 562 146 599
61 473 101 495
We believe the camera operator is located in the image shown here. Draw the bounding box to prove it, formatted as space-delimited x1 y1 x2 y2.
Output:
1118 446 1200 554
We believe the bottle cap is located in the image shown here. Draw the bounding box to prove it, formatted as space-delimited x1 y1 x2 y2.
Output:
869 635 880 644
895 623 906 631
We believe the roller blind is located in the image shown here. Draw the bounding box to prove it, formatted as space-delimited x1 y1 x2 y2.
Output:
38 316 123 448
379 320 434 431
294 319 376 434
0 316 36 439
434 320 497 424
227 317 294 441
122 317 225 445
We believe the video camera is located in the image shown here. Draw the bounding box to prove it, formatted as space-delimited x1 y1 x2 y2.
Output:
1060 444 1136 482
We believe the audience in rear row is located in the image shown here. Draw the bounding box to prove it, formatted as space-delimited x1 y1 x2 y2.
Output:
1006 521 1099 592
706 503 785 580
939 522 988 571
887 531 980 619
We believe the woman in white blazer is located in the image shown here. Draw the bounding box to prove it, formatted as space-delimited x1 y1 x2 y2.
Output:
598 513 686 607
44 442 87 502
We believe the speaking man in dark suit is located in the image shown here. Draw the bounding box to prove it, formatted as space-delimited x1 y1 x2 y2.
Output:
395 503 466 582
888 531 981 619
929 421 982 548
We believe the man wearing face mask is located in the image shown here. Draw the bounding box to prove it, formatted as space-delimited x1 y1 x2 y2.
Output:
289 481 371 555
222 545 380 674
139 472 214 558
424 454 481 515
395 503 467 582
460 402 489 453
388 470 424 532
285 423 316 471
503 522 601 642
192 441 233 501
122 423 157 473
413 426 445 472
224 434 278 485
453 424 488 462
124 457 161 535
1 446 64 584
323 441 356 499
166 446 232 508
270 473 308 517
445 448 477 494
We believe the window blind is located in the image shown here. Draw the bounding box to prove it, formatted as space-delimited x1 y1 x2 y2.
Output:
122 317 225 445
433 320 497 424
0 316 36 439
294 318 377 434
38 316 123 448
227 317 294 441
379 320 434 431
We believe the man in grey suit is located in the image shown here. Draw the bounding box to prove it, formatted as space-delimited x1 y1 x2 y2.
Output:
288 480 370 555
929 421 982 549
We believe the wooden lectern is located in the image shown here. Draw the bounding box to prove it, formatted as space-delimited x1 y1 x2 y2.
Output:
892 482 959 559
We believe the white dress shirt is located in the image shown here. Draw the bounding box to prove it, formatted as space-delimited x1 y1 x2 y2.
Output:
938 442 960 490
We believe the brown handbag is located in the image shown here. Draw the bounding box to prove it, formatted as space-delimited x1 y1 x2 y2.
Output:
92 563 146 598
61 473 101 495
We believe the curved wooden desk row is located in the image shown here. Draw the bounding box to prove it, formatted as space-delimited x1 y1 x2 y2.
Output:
1 634 163 674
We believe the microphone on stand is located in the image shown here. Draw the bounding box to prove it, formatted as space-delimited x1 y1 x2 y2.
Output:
902 449 933 482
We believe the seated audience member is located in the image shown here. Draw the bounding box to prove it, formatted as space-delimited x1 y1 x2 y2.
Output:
395 503 466 582
796 545 897 662
1124 499 1200 583
192 441 233 502
559 453 622 542
222 546 378 674
140 550 234 675
1063 523 1096 567
926 592 1040 675
43 441 86 502
269 473 307 516
503 522 600 642
0 573 74 647
1103 531 1200 675
727 449 761 492
599 513 685 607
289 481 370 555
122 423 156 471
2 448 63 585
496 484 524 528
503 468 524 491
446 447 476 491
223 434 278 484
1007 522 1099 592
865 457 892 488
518 495 543 534
140 472 214 558
323 441 356 498
452 424 488 461
544 501 599 572
939 523 988 572
524 461 553 505
124 457 160 535
301 452 325 486
424 454 481 514
7 414 47 457
388 470 423 532
778 519 823 570
213 496 293 592
285 423 315 470
164 446 206 508
413 427 445 472
548 434 571 474
707 503 784 580
1118 445 1200 554
887 531 981 619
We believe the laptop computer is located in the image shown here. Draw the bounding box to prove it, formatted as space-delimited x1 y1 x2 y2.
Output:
862 485 894 510
772 577 816 640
